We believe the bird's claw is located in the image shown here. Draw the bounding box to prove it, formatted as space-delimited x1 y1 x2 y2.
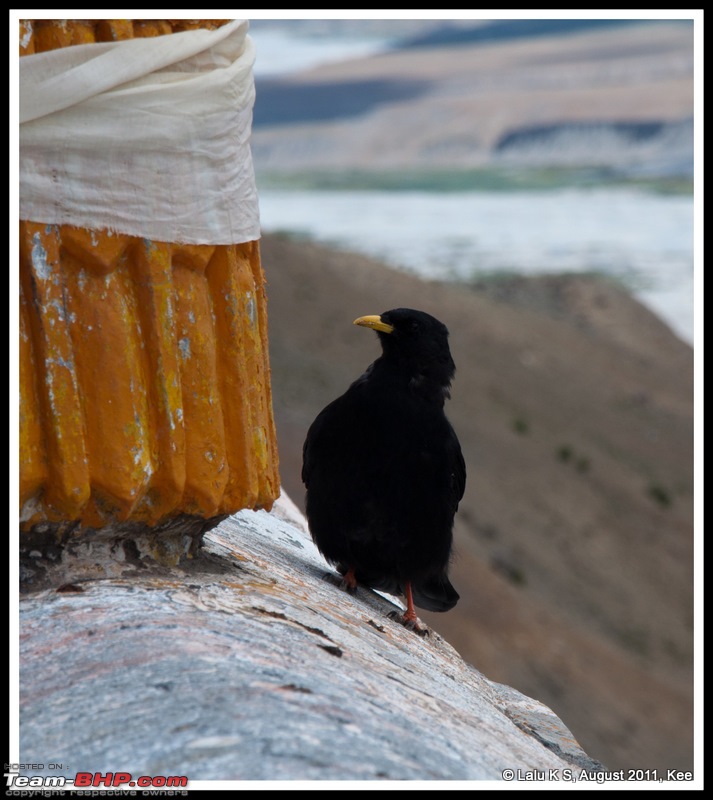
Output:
322 571 358 595
339 577 358 595
387 610 429 637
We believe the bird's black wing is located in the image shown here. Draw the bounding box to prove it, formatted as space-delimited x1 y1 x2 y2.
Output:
302 365 375 490
301 392 354 489
301 427 312 488
447 422 466 512
301 406 326 489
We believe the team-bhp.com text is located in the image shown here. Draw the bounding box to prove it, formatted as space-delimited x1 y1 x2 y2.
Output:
5 772 188 791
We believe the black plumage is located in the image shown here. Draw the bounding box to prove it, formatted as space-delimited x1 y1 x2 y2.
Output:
302 308 466 633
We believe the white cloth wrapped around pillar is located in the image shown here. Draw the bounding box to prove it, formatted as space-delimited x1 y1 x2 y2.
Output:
20 19 260 245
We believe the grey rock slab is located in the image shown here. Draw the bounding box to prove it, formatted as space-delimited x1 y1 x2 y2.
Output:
19 495 603 782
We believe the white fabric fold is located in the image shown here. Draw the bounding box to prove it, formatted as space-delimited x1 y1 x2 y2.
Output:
20 19 261 245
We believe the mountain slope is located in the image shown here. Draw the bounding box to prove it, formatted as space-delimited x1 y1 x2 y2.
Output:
260 231 694 772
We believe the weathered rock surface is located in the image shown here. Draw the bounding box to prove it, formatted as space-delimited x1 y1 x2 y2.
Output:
20 496 603 782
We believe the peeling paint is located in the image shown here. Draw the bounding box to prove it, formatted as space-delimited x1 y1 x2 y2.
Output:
19 20 33 50
246 291 256 327
178 338 191 360
47 356 74 371
131 444 145 467
49 298 66 322
19 493 43 523
31 234 51 281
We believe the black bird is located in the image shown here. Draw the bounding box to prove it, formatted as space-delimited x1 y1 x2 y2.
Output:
302 308 465 634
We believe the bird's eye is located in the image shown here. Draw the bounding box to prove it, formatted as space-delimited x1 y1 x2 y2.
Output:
410 321 420 333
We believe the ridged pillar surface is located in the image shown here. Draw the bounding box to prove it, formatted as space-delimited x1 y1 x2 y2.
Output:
19 20 280 536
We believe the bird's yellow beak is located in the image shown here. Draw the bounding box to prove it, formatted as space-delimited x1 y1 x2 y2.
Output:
354 315 395 334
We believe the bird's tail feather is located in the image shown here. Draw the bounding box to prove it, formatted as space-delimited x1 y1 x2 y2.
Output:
412 574 460 612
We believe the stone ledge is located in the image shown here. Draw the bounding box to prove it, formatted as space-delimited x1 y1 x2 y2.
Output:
19 494 604 782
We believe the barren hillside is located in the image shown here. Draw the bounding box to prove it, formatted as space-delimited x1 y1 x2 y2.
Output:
259 231 694 773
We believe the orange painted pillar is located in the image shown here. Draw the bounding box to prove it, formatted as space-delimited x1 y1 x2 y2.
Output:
19 20 279 541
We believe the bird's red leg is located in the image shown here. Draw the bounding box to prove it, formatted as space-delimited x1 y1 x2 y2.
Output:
340 566 358 594
394 582 428 636
403 582 419 625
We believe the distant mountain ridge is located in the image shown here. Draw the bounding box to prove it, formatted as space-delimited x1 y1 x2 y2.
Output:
395 18 657 49
253 77 431 127
251 21 693 177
